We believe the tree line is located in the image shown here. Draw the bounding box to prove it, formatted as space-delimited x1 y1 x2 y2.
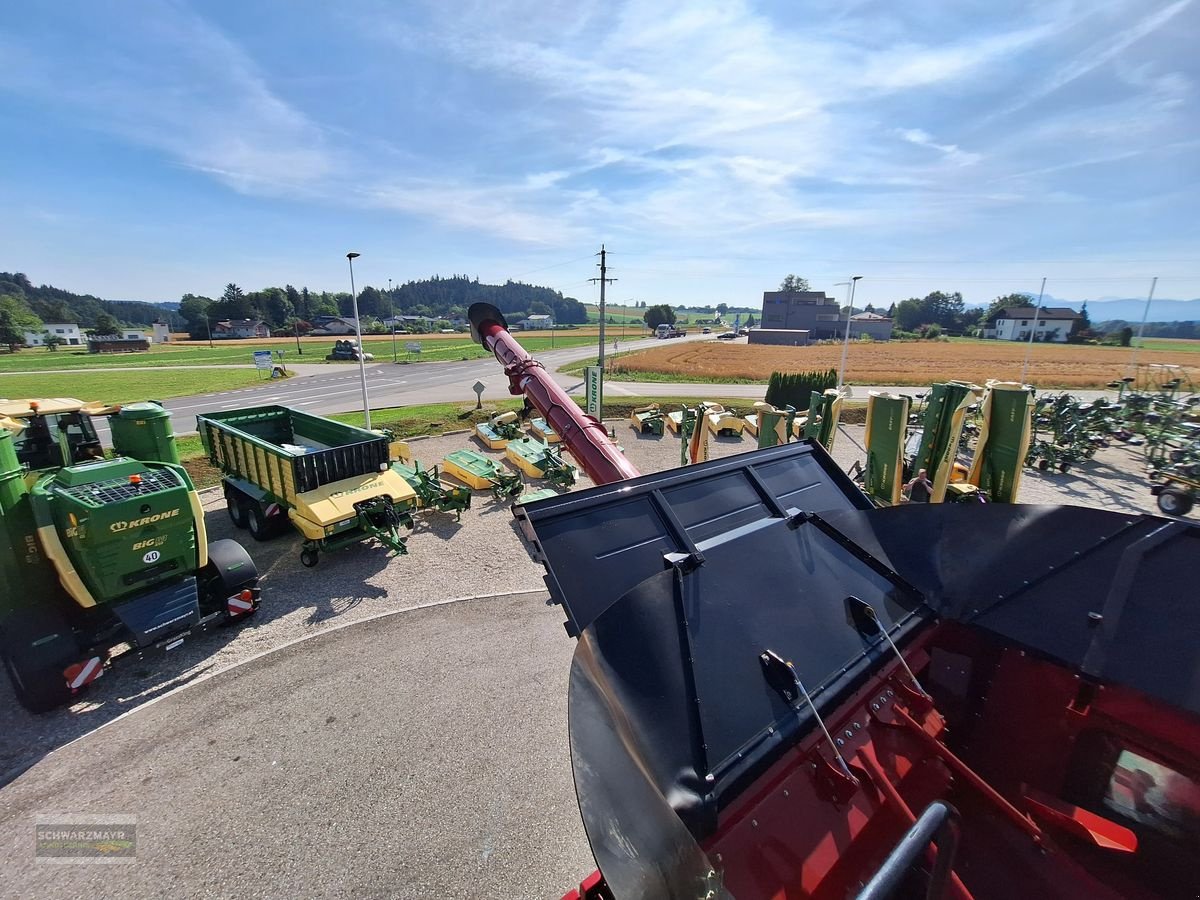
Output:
0 271 589 346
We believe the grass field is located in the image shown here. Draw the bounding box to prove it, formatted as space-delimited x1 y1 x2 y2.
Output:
601 339 1200 389
0 330 640 372
0 368 262 403
1137 338 1200 353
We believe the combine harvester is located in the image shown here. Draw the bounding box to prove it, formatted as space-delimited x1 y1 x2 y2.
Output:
197 405 415 568
468 302 1200 900
0 399 260 711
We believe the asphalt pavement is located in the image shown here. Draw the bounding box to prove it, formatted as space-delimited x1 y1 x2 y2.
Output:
0 592 594 898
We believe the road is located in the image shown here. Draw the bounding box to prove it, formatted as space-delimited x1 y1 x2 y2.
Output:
0 593 594 897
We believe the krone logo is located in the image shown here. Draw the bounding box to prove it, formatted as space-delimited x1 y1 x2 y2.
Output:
109 508 181 533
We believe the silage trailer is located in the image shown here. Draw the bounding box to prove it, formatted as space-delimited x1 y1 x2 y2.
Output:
197 405 417 567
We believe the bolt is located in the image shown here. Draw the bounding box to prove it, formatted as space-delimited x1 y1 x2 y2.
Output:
768 726 775 735
705 773 715 784
836 738 845 747
783 789 789 798
752 819 758 828
844 729 854 739
853 722 862 731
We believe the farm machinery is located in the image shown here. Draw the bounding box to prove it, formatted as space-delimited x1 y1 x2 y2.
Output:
1025 393 1116 473
441 449 524 500
0 398 260 712
390 456 472 520
505 437 578 489
470 301 1200 900
197 405 416 568
475 410 524 449
629 403 666 436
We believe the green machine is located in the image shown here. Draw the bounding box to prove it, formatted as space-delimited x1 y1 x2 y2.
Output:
803 389 844 451
505 437 578 489
863 392 910 506
753 401 797 449
968 382 1033 504
391 460 472 520
442 449 524 500
0 398 260 712
911 381 982 503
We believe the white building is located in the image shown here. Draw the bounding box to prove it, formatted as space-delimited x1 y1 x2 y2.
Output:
521 314 555 330
152 321 171 343
24 323 84 347
984 307 1081 343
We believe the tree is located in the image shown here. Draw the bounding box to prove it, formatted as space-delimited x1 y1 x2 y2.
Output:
779 275 810 293
90 312 120 336
1118 326 1134 347
745 313 757 328
0 294 43 350
222 283 245 304
42 332 65 351
983 293 1033 322
179 294 213 340
886 302 896 317
716 303 729 317
643 304 677 330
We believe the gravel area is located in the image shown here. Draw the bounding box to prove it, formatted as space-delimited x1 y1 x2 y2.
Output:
0 419 1167 782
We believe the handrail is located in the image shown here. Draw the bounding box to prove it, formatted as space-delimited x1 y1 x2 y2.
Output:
857 801 962 900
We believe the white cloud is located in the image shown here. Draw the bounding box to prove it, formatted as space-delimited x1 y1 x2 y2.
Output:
896 129 982 166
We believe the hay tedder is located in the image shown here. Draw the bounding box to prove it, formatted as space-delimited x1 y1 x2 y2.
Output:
470 302 1200 900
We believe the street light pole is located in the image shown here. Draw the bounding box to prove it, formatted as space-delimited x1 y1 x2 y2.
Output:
346 252 372 430
837 276 862 392
1020 276 1047 384
388 276 397 364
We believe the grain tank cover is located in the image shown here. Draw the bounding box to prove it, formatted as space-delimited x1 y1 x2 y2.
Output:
110 401 180 465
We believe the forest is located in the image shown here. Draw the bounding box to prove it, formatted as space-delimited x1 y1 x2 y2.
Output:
0 272 588 341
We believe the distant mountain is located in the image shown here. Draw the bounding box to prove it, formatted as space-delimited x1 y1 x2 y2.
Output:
966 294 1200 323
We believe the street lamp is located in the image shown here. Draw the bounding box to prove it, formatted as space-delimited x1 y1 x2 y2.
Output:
836 276 862 392
346 252 372 430
388 276 397 364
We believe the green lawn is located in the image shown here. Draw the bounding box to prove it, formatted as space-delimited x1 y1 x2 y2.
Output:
1137 338 1200 353
559 352 763 384
0 368 263 404
0 332 618 372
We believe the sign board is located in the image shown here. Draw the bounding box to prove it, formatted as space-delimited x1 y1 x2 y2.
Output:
405 342 422 354
584 366 603 418
472 380 486 410
253 350 273 370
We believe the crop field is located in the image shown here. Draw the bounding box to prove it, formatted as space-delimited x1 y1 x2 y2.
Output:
606 339 1200 389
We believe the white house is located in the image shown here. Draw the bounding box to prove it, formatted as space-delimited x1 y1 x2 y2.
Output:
521 314 555 330
310 316 360 335
152 321 172 343
213 318 270 339
24 323 84 347
984 307 1081 343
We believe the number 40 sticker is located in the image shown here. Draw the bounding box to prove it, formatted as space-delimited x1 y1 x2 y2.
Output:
143 550 161 564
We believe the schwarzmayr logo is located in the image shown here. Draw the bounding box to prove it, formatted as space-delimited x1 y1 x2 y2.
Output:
35 815 137 864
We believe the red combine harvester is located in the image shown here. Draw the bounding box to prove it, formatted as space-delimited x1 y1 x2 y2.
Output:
469 303 1200 900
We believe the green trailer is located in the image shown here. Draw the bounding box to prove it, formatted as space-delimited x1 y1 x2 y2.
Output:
912 381 981 503
197 405 417 567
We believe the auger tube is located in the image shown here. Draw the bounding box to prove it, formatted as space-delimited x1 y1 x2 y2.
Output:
468 303 641 485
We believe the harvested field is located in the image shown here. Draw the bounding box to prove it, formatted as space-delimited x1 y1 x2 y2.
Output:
608 339 1200 389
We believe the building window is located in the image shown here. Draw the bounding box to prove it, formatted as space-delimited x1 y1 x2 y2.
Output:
55 328 66 334
1021 320 1028 326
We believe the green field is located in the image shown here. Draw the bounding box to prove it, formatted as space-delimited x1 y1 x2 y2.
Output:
1137 338 1200 353
0 368 262 403
0 332 620 372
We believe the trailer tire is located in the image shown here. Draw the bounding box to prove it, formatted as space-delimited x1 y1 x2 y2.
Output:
0 607 80 713
224 484 249 529
300 548 319 568
246 502 285 542
1157 489 1194 517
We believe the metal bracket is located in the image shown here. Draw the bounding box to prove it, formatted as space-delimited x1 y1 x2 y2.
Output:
849 595 932 711
760 649 859 801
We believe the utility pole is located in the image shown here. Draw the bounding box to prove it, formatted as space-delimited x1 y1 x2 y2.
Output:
589 244 616 369
1130 276 1158 370
389 276 397 363
1020 277 1047 384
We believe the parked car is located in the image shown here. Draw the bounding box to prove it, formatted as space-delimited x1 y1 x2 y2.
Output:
702 327 712 334
717 331 738 340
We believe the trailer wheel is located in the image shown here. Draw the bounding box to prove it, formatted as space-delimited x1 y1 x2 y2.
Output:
1037 459 1050 471
1157 489 1194 517
0 607 80 713
224 484 248 529
246 502 285 542
300 548 319 568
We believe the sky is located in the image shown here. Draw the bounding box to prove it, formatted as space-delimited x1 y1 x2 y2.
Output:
1 0 1198 310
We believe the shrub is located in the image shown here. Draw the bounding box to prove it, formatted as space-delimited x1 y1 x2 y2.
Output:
764 368 838 411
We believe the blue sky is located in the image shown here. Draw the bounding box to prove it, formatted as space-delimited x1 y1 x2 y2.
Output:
1 0 1197 309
